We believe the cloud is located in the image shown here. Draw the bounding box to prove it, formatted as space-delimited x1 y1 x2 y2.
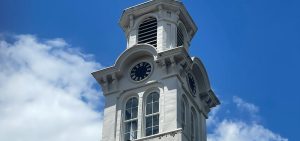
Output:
208 120 288 141
45 38 68 47
233 96 259 114
207 106 220 127
0 34 103 141
208 96 288 141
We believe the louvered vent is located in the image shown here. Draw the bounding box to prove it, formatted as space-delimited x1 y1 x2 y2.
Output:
177 26 184 47
138 17 157 47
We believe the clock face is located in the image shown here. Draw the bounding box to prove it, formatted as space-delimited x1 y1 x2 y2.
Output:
130 62 152 81
187 73 196 96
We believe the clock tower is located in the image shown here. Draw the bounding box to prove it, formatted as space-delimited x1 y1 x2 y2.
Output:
92 0 220 141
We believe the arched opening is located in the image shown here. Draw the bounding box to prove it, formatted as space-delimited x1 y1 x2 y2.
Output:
124 97 139 141
145 92 160 136
138 17 157 47
191 107 198 141
181 95 188 129
177 25 184 47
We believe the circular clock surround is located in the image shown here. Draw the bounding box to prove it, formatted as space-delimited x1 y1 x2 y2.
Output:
129 61 152 82
187 72 197 96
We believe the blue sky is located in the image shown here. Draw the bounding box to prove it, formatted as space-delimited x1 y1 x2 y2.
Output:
0 0 299 140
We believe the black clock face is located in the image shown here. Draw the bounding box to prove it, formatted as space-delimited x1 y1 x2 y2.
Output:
130 62 152 81
187 73 196 95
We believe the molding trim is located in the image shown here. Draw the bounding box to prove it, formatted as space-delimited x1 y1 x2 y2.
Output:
135 128 182 141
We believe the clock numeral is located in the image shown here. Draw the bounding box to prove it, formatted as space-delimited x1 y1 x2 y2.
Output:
134 77 138 81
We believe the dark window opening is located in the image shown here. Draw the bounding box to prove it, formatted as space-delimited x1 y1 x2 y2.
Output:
177 26 184 47
138 17 157 47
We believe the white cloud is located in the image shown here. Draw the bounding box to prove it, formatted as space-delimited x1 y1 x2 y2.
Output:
0 34 103 141
208 97 288 141
233 96 259 114
207 106 220 127
208 120 288 141
45 38 68 47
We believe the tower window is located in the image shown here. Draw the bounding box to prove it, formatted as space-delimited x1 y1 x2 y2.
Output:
177 25 184 47
145 92 160 136
191 112 195 141
138 17 157 47
124 97 139 141
181 97 186 129
191 108 198 141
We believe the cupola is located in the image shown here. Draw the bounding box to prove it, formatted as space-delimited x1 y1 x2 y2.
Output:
119 0 198 52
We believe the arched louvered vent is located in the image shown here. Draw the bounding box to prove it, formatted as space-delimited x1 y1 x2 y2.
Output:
177 26 184 47
138 17 157 47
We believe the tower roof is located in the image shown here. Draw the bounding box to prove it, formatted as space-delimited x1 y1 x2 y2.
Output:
119 0 198 40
